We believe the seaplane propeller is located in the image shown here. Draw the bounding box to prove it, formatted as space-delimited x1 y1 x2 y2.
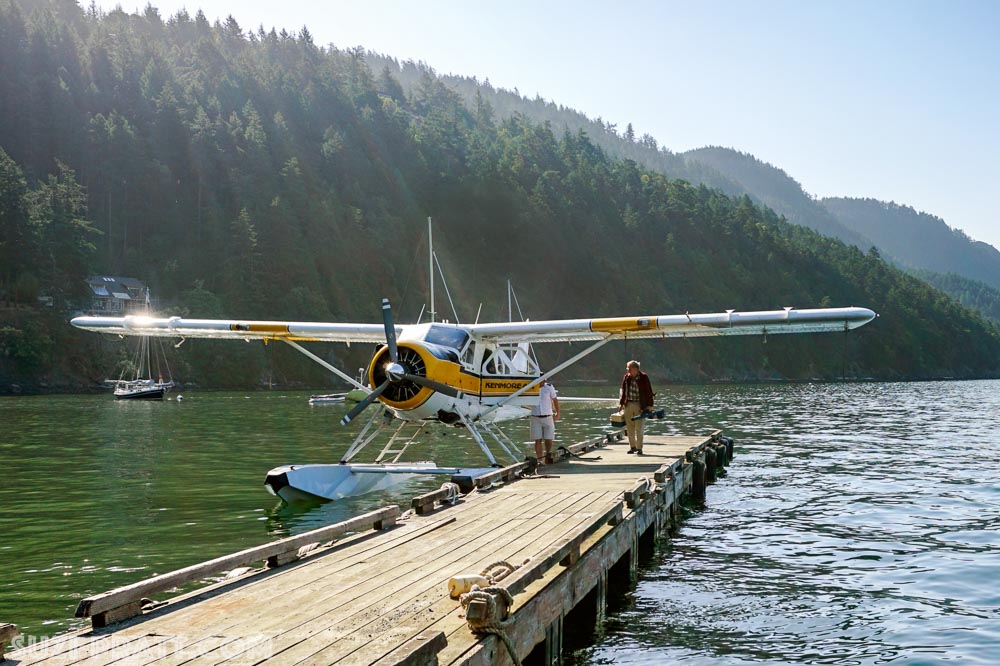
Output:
339 298 461 426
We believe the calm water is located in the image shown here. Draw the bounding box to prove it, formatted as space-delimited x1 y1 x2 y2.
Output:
2 382 998 665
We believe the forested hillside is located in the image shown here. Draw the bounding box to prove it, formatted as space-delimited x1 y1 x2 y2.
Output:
369 58 874 245
364 54 750 198
823 198 1000 291
377 57 1000 321
681 147 870 247
911 271 1000 324
1 0 998 392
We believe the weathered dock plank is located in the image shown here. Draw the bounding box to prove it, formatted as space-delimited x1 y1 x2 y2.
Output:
212 496 569 660
75 506 401 627
225 491 599 664
6 432 728 666
305 493 623 665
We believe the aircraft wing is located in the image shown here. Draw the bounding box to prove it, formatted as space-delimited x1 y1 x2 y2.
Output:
70 315 389 344
466 306 877 344
72 306 876 345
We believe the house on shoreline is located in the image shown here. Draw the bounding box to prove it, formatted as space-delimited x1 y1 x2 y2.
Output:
84 276 154 315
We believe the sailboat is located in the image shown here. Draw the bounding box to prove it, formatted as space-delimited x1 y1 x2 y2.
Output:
111 288 176 400
113 334 175 400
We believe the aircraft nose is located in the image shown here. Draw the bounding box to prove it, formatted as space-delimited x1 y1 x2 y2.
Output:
386 362 406 382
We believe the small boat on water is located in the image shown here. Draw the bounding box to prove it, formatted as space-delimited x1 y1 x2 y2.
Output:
111 330 175 401
114 378 171 400
308 369 369 405
308 388 369 405
308 392 347 405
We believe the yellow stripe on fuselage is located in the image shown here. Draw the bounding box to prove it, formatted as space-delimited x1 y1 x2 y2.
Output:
420 357 542 397
479 378 540 396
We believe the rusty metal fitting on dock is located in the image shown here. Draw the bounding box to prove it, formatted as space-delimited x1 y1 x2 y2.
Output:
1 623 20 662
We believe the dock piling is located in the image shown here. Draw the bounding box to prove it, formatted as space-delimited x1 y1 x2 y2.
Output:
705 446 718 482
692 457 707 499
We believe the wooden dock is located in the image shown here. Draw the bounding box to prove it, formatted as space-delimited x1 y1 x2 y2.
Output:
2 431 733 666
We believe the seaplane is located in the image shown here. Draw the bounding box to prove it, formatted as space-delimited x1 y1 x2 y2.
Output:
71 226 877 502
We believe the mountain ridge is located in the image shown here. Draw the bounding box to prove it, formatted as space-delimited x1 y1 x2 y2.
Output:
368 55 1000 315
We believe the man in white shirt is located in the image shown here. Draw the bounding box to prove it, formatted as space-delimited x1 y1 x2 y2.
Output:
531 380 560 464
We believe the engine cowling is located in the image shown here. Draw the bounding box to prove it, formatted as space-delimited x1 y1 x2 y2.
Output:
368 343 430 407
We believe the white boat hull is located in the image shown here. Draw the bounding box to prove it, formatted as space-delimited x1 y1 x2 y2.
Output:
263 463 495 502
307 388 368 406
114 381 173 400
308 393 347 405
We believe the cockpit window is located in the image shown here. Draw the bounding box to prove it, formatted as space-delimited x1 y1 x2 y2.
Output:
424 325 469 350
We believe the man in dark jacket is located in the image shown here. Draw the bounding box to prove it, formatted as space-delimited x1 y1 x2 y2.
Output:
619 360 655 454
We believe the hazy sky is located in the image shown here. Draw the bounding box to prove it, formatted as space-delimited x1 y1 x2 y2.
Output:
102 0 1000 249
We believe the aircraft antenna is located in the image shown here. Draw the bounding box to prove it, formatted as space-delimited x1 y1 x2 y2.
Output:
428 217 436 323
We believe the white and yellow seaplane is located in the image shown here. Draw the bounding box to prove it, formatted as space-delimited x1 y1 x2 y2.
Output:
71 295 876 501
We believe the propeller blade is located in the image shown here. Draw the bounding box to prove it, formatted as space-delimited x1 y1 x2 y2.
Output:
340 381 389 425
402 373 463 398
382 298 398 363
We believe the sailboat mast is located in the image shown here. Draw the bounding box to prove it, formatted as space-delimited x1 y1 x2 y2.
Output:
508 279 513 323
144 287 151 380
428 216 436 323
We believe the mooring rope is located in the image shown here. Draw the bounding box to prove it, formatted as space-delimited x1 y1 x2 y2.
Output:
455 558 530 664
440 481 461 505
557 445 602 461
459 584 520 666
480 559 527 583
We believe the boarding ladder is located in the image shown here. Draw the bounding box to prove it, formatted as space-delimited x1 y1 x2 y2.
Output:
374 421 429 463
339 410 432 465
